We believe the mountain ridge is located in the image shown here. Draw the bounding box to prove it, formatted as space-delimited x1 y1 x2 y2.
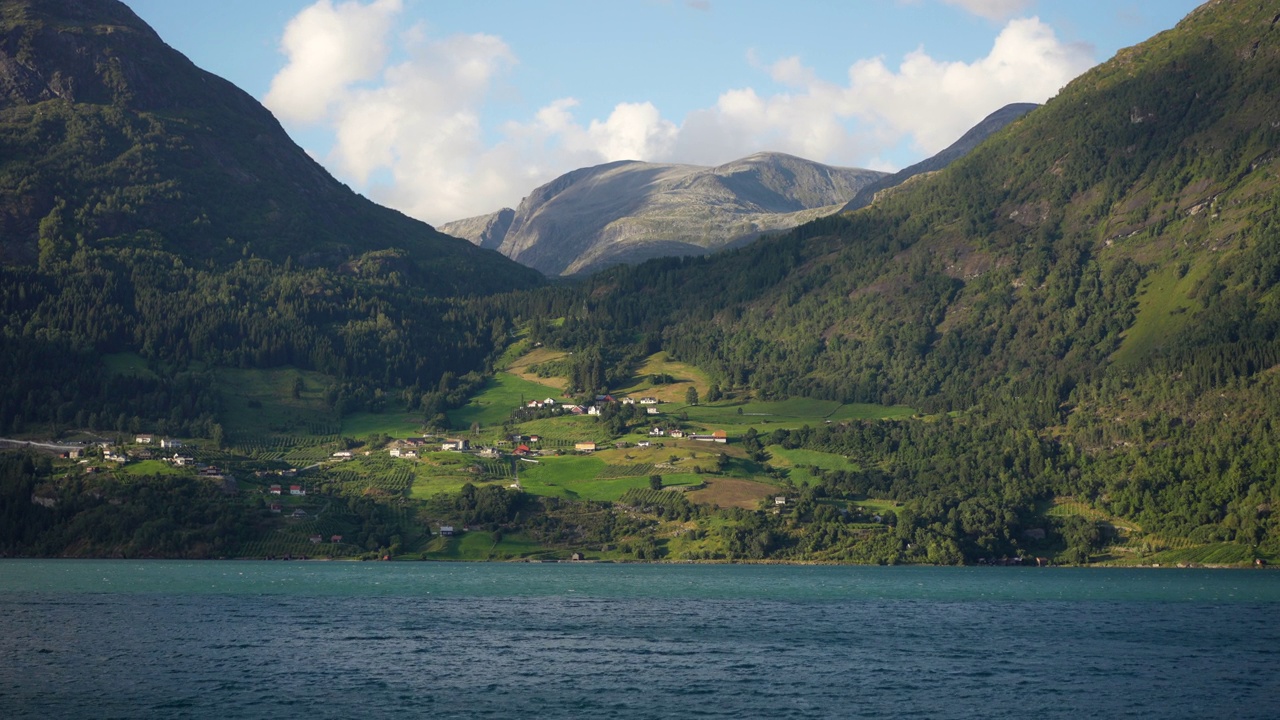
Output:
839 102 1040 213
442 152 885 276
443 104 1038 276
0 0 540 293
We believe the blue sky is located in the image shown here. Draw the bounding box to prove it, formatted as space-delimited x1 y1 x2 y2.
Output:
123 0 1203 224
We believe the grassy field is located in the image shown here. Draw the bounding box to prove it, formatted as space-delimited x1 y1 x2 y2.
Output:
513 454 704 502
448 372 567 431
1112 260 1210 366
826 403 916 421
513 415 614 444
613 352 713 404
504 346 571 389
409 451 495 498
424 531 501 560
766 446 859 471
103 352 159 379
120 459 188 477
682 398 914 431
217 367 341 438
765 445 860 484
340 412 424 439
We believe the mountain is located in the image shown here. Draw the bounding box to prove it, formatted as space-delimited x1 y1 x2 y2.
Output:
0 0 540 293
517 0 1280 560
838 102 1039 213
441 153 886 276
0 0 540 441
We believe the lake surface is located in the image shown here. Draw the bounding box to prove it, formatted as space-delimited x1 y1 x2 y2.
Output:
2 561 1278 718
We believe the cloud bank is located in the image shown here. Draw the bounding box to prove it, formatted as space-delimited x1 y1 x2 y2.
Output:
264 0 1093 225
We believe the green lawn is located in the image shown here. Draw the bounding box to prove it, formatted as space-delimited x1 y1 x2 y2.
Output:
514 415 613 444
120 459 188 477
826 403 916 421
216 366 340 438
682 399 914 430
448 372 566 431
1113 260 1208 366
488 532 551 559
425 531 500 560
103 352 159 379
515 455 699 502
410 452 494 498
765 445 860 484
340 412 424 439
765 446 860 472
418 531 554 560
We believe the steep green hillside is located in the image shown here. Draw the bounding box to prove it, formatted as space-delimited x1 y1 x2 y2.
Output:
0 0 540 292
504 0 1280 559
0 0 541 438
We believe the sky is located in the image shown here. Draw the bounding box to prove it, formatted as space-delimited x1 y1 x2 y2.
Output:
122 0 1204 226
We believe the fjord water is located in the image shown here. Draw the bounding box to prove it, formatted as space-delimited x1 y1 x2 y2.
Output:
2 562 1277 719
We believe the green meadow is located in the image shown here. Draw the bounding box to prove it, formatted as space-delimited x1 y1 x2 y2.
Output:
216 366 341 438
765 445 859 484
448 372 566 430
340 412 424 439
515 455 702 502
682 398 914 431
1112 259 1209 366
120 459 188 477
103 352 159 379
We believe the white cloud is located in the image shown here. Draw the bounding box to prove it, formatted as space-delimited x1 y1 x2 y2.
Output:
840 17 1093 154
266 2 1094 225
941 0 1034 21
264 0 402 124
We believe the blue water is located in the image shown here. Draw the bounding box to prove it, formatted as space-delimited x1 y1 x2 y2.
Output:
2 561 1278 719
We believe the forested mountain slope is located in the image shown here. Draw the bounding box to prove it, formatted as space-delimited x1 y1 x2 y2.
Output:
0 0 539 291
838 102 1039 213
515 0 1280 555
0 0 539 437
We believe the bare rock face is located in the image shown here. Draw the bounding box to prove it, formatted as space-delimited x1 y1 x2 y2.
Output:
442 153 885 277
442 104 1040 278
439 208 514 251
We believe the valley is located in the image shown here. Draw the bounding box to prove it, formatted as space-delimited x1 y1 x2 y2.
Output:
3 0 1280 568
